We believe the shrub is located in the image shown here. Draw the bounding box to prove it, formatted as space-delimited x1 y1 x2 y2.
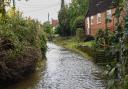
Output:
72 16 84 33
84 35 94 42
0 15 47 59
95 29 113 48
76 28 85 41
54 25 61 34
39 33 47 55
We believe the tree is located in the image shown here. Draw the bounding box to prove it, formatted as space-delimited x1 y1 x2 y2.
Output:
58 6 71 36
43 21 53 41
58 0 71 36
58 0 88 36
72 16 85 32
69 0 88 35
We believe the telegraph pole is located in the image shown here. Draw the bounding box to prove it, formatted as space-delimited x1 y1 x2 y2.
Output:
48 12 50 22
12 0 16 16
12 0 15 8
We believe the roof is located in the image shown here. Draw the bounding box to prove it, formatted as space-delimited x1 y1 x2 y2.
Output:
86 0 114 17
51 19 58 27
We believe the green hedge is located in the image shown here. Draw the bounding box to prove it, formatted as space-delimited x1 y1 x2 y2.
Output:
0 16 47 59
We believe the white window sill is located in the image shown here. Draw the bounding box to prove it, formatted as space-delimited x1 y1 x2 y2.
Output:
97 22 101 24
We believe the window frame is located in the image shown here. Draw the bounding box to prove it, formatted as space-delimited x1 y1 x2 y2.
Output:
106 9 112 20
91 16 94 25
97 13 102 24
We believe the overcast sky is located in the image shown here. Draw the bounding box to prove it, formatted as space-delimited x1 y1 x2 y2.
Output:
16 0 71 23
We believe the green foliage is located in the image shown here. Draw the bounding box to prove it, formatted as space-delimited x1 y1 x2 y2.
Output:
92 1 128 89
95 29 114 48
43 21 53 40
124 75 128 89
58 5 71 36
39 33 47 55
94 0 128 89
76 28 85 41
0 14 47 59
72 16 84 32
106 1 128 89
58 0 88 36
69 0 88 17
43 21 52 34
54 25 61 35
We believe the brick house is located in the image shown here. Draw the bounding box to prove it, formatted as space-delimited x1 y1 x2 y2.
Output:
51 19 59 28
85 0 118 36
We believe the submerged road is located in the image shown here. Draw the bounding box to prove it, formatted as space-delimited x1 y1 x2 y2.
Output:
5 42 106 89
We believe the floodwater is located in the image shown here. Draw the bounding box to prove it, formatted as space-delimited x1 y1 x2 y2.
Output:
5 42 106 89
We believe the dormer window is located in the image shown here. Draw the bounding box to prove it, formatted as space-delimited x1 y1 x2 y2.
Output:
97 13 101 23
91 16 94 25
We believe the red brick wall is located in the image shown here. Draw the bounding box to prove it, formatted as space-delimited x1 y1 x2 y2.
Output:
52 19 59 27
85 9 116 36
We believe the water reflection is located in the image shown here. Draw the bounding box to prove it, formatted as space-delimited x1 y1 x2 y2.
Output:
5 42 106 89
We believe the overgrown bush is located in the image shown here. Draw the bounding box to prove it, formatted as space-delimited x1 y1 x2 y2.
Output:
76 28 85 41
54 25 61 35
43 21 53 41
0 3 47 84
95 29 114 48
0 15 47 59
39 33 47 55
72 16 84 30
93 1 128 88
58 5 71 36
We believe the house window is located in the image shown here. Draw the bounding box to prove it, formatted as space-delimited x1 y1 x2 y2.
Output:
87 17 90 28
91 16 94 25
97 13 101 23
107 9 112 20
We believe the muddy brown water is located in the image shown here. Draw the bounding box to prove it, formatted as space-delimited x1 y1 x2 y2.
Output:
4 42 106 89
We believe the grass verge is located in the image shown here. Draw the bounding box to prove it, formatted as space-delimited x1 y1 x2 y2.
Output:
53 37 94 59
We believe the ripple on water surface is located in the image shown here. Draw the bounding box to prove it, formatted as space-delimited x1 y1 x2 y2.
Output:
5 42 106 89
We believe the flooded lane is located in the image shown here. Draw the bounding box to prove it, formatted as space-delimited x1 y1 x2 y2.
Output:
5 42 106 89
